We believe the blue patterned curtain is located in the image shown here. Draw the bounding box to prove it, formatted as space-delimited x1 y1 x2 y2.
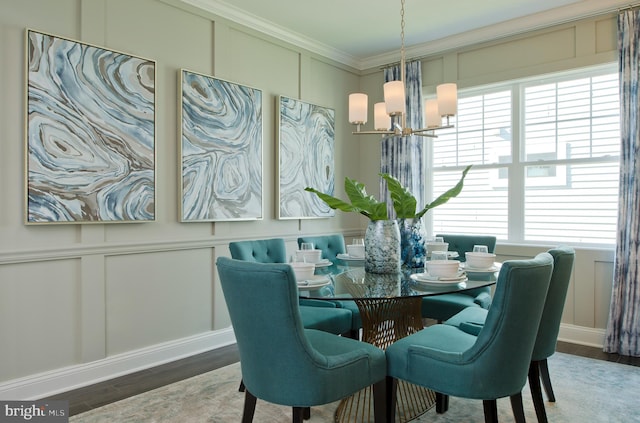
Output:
604 9 640 357
380 60 424 218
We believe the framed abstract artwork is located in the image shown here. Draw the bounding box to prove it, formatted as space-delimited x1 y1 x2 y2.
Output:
26 29 156 224
179 70 263 222
277 96 335 219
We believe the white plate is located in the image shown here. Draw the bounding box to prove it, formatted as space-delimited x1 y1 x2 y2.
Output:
313 259 332 268
427 251 459 259
337 253 364 261
461 263 499 272
410 273 468 288
411 272 468 283
297 276 331 289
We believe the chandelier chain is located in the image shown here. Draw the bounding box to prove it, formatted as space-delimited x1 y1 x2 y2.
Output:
400 0 406 65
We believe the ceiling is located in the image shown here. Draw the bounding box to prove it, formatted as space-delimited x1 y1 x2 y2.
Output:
182 0 629 70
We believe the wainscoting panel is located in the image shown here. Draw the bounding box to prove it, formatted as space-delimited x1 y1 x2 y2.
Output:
105 248 214 355
0 258 81 381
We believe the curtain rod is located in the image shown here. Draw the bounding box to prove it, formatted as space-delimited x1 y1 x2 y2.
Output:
619 3 640 12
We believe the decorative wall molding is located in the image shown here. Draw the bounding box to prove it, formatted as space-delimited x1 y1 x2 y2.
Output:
0 329 236 400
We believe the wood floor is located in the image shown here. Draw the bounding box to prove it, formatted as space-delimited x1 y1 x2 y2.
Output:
45 341 639 417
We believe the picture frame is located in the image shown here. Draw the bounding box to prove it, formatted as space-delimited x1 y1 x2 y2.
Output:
179 70 263 222
276 96 335 219
25 29 156 224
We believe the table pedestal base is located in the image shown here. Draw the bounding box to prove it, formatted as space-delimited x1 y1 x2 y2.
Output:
334 380 435 423
334 296 436 422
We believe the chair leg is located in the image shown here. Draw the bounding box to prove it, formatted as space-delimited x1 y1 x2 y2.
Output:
435 392 449 413
482 399 498 423
539 358 556 402
529 361 548 423
303 407 311 420
239 379 246 392
385 376 397 423
241 390 257 423
292 407 305 423
509 392 526 423
372 379 388 423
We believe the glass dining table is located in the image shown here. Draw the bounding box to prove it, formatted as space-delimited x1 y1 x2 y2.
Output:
301 259 499 423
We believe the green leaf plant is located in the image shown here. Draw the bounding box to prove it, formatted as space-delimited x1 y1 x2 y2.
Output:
305 165 472 221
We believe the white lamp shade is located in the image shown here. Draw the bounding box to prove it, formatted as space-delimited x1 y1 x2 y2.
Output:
383 81 406 116
349 93 368 124
374 102 391 130
425 99 441 128
437 83 457 116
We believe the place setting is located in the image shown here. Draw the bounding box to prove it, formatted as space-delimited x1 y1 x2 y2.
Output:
289 260 332 289
336 238 365 263
461 245 500 274
411 252 468 288
295 242 332 267
425 237 460 259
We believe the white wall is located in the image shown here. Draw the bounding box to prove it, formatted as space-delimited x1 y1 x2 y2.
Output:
0 0 620 399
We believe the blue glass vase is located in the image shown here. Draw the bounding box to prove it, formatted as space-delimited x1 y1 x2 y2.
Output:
398 217 427 268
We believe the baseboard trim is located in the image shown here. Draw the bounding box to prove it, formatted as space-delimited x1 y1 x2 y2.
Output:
558 323 605 348
0 328 236 400
0 323 605 400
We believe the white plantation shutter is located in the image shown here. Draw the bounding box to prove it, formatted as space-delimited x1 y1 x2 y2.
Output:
427 67 620 246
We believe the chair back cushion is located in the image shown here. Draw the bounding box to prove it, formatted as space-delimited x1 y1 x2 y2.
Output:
229 238 287 263
436 234 497 262
298 234 346 263
532 246 575 360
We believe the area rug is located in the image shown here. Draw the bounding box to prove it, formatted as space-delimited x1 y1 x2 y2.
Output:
70 352 640 422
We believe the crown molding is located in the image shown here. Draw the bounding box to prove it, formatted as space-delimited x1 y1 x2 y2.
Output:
180 0 361 69
181 0 628 71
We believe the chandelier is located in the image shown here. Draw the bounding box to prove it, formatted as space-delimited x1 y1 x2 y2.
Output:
348 0 457 138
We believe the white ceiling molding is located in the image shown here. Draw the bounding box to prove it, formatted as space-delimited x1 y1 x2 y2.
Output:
180 0 358 68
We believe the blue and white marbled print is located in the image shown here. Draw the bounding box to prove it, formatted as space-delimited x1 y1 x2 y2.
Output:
27 30 155 223
180 70 262 221
278 96 335 219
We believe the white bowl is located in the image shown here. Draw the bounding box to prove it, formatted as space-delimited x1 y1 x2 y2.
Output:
295 249 322 263
465 252 496 269
426 259 460 278
426 242 449 254
289 262 315 281
346 244 365 258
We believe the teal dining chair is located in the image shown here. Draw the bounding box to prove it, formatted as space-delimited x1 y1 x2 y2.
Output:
297 234 362 339
297 234 347 264
421 234 497 322
445 246 575 423
229 238 353 337
216 257 387 423
386 253 554 423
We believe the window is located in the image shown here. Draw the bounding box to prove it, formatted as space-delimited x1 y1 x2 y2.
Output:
427 66 620 246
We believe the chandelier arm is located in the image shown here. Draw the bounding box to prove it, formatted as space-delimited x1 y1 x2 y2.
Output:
346 0 457 139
